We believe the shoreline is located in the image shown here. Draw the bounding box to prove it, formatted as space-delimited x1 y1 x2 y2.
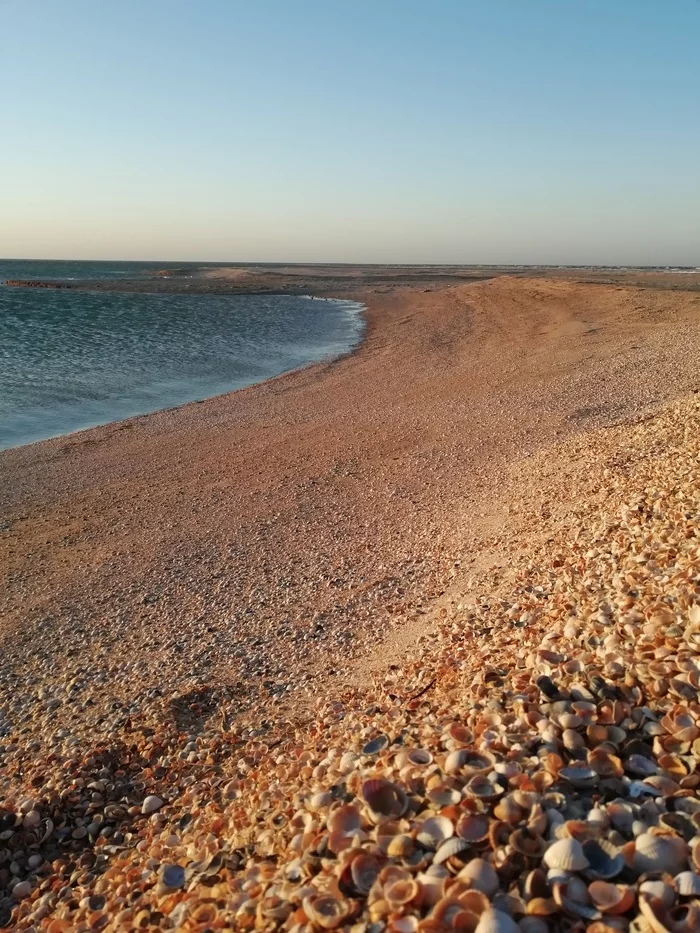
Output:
2 274 699 729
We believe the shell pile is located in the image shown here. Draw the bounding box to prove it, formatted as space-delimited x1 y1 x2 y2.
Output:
1 394 699 931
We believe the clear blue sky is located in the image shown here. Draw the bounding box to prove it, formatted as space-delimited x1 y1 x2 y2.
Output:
2 0 699 264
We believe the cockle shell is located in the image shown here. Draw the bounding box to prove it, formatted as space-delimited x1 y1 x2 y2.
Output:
456 858 500 896
433 836 470 866
543 838 590 872
634 832 689 876
588 881 636 914
362 779 408 821
675 871 700 896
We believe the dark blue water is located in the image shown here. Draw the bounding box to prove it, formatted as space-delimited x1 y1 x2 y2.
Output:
0 261 363 450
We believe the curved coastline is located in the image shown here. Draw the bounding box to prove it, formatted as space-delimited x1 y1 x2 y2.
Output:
0 292 367 452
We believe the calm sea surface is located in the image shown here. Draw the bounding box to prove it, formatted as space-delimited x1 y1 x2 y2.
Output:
0 260 363 450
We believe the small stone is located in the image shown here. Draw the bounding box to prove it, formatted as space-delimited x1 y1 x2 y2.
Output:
141 795 164 815
12 879 33 899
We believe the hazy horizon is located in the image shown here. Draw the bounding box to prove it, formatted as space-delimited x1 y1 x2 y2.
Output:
2 0 699 265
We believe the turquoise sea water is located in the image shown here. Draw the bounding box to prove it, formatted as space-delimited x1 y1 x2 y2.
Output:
0 261 363 450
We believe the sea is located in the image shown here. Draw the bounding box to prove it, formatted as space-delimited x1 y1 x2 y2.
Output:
0 260 364 451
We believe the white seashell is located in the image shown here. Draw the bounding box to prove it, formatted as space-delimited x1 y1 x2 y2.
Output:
474 908 519 933
634 832 688 876
638 879 676 908
675 870 700 896
417 815 454 849
141 795 164 815
457 858 500 896
587 808 610 830
432 836 470 865
543 838 590 872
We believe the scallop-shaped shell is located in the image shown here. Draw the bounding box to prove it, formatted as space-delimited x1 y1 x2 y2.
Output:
417 815 454 850
638 879 676 908
607 800 637 836
674 870 700 896
433 837 470 866
456 813 490 844
456 858 500 897
387 833 415 858
327 804 362 835
362 779 408 821
474 908 519 933
543 838 590 872
634 832 689 876
349 852 381 895
588 881 636 914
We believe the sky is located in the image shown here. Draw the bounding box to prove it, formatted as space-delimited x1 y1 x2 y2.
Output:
1 0 699 265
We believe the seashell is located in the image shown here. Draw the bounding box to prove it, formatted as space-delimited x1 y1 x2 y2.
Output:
543 838 590 872
362 779 408 821
474 908 519 933
587 808 611 830
582 840 624 880
626 754 659 777
385 876 419 908
588 881 636 914
141 795 164 815
559 764 598 788
634 832 689 876
526 896 560 916
465 774 504 800
658 812 696 842
494 796 524 825
639 879 676 908
523 868 549 900
406 748 433 767
459 889 492 915
363 734 389 755
302 893 350 928
418 815 454 849
552 881 601 920
456 813 490 844
349 852 381 894
446 722 474 746
674 870 700 896
433 836 470 866
427 782 461 808
387 834 415 858
456 858 500 896
509 828 547 859
328 804 362 835
607 800 637 835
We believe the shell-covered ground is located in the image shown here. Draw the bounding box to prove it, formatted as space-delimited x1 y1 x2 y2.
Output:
2 392 700 932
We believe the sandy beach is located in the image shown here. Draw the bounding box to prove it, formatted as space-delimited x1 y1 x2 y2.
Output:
2 272 700 729
1 269 700 929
